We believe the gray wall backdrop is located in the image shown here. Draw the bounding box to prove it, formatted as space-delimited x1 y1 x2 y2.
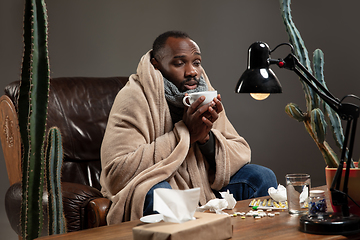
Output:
1 0 360 237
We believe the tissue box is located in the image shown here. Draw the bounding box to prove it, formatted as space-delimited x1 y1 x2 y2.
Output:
133 212 232 240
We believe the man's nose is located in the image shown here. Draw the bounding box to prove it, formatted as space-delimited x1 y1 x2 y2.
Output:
185 64 197 77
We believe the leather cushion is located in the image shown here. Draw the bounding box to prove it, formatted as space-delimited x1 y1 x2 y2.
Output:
4 77 128 161
61 158 102 190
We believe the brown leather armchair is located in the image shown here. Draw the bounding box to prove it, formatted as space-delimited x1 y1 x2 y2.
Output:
1 76 128 237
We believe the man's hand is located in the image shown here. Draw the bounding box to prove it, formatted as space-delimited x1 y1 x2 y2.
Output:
183 94 223 144
202 94 223 123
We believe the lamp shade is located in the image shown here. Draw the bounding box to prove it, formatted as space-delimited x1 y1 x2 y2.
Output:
235 41 282 94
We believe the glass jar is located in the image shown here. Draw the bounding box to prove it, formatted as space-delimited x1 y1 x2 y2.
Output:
308 190 327 215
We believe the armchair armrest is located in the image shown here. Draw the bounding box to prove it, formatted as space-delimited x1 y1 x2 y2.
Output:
0 95 22 185
62 182 106 231
86 197 111 228
5 181 109 236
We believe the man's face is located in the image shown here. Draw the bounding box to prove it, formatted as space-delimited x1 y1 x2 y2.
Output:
152 37 203 92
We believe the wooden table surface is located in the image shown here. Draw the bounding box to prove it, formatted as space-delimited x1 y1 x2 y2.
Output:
37 186 360 240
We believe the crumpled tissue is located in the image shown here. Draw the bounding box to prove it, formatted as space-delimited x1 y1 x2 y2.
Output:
268 184 287 202
220 190 237 209
153 188 200 223
299 185 309 204
197 190 236 214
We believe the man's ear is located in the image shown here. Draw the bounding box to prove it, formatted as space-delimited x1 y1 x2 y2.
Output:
150 57 159 70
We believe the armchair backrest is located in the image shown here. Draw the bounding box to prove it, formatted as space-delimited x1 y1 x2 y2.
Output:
2 76 128 190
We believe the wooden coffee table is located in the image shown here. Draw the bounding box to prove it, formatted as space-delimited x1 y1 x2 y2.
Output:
37 186 360 240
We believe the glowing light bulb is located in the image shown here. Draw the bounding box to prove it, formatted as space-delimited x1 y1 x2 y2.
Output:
250 93 270 101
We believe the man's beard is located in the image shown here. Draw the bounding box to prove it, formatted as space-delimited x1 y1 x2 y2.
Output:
180 77 200 92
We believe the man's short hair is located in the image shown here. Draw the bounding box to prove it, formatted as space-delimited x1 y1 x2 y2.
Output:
152 31 190 60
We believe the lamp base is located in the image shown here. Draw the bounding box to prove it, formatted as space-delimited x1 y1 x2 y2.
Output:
300 213 360 235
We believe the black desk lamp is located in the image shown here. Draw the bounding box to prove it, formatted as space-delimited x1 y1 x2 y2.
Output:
236 41 360 234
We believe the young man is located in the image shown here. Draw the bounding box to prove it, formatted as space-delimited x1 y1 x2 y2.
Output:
100 31 277 224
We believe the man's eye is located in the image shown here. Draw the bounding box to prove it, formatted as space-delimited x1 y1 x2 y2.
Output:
193 61 201 66
173 62 184 67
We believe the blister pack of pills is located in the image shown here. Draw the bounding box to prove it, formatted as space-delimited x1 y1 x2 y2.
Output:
249 198 288 210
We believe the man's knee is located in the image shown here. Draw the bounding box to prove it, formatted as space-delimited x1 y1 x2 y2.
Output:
258 166 277 186
230 164 277 197
233 164 277 184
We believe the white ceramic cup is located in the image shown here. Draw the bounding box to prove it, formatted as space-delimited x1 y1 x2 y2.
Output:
182 91 217 107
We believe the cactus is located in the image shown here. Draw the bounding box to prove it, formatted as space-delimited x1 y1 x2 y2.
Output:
285 103 306 122
19 0 50 239
279 0 320 111
310 108 327 144
280 0 351 168
18 0 67 239
45 127 66 235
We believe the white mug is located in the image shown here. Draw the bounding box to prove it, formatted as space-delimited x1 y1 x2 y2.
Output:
182 91 217 107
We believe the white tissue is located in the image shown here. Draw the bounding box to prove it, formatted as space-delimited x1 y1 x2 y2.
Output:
153 188 200 223
197 199 229 214
268 184 287 202
220 190 237 209
197 190 236 214
299 185 309 204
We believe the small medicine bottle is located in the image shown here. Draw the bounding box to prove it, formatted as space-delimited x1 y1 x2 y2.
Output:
308 190 327 215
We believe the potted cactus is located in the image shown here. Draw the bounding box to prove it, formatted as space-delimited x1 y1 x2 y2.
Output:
279 0 359 215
